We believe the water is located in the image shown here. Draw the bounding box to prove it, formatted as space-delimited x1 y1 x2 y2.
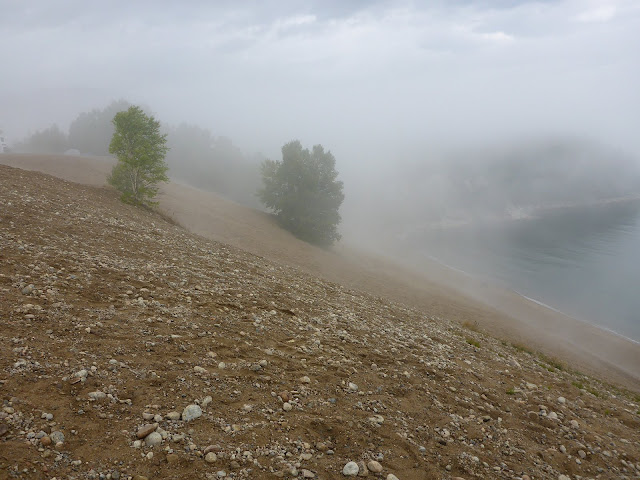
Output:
412 201 640 342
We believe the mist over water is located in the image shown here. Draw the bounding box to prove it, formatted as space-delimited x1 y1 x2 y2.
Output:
410 200 640 341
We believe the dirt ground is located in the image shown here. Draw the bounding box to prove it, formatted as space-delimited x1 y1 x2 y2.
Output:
0 157 639 480
1 154 639 390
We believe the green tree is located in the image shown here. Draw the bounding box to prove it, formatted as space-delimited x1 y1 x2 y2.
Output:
15 124 68 154
108 106 169 207
259 140 344 246
69 99 132 155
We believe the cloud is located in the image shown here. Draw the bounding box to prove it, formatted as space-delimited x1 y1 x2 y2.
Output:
574 5 617 23
1 0 639 157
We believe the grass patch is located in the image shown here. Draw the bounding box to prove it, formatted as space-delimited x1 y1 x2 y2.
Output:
466 338 481 348
506 388 516 395
572 381 585 390
462 320 480 332
539 354 564 371
512 343 534 355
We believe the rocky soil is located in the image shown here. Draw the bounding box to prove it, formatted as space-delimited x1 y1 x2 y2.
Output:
1 164 639 480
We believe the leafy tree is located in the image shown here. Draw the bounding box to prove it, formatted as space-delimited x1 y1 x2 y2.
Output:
259 140 344 246
15 124 68 154
107 106 169 207
68 99 132 155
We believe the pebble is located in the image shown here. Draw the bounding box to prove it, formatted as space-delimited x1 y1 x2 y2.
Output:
558 475 570 480
343 461 359 476
182 404 202 421
558 396 566 404
205 452 217 463
282 402 293 411
302 470 315 478
347 382 359 392
570 420 579 429
386 475 399 480
145 432 162 447
50 431 64 444
578 450 586 459
300 376 311 384
166 411 181 421
136 423 158 439
194 366 207 373
367 461 383 473
41 436 52 446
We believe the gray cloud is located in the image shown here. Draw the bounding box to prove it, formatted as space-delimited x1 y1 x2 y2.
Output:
1 0 639 159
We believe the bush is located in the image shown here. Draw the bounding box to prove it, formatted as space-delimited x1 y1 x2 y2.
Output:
258 140 344 246
108 106 169 207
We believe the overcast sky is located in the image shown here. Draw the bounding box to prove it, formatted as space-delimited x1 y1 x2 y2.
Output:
1 0 639 161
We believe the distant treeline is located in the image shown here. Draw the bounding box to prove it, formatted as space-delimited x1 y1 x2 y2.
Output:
13 100 263 207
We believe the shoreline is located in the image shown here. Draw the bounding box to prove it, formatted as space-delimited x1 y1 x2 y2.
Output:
425 250 640 346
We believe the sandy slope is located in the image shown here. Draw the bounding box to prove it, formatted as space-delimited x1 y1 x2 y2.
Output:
3 163 640 480
1 153 639 390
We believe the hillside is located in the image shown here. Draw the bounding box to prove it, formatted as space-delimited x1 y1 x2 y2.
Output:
1 163 640 479
2 154 639 390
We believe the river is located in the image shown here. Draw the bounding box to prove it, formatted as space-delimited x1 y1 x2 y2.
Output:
412 200 640 342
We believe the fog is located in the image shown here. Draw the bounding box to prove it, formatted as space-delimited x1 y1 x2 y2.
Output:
3 1 640 339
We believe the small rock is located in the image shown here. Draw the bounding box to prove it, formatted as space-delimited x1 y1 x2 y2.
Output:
570 419 579 429
40 436 52 446
166 411 181 421
145 432 162 447
343 461 359 476
559 445 567 454
182 404 202 421
367 461 383 473
578 450 586 459
194 366 207 374
558 475 570 480
302 470 315 478
88 391 107 400
205 452 218 463
558 396 566 404
136 423 158 439
347 382 358 392
356 461 368 476
282 402 293 411
386 475 399 480
278 391 290 402
50 431 64 444
300 376 311 384
204 445 221 454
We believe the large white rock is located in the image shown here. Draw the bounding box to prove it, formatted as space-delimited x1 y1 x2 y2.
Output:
343 461 359 476
182 404 202 422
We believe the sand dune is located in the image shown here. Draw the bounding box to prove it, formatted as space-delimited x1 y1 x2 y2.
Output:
1 153 638 390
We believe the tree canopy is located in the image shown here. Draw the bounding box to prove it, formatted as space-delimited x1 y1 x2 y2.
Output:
259 140 344 246
69 99 132 155
107 106 169 206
